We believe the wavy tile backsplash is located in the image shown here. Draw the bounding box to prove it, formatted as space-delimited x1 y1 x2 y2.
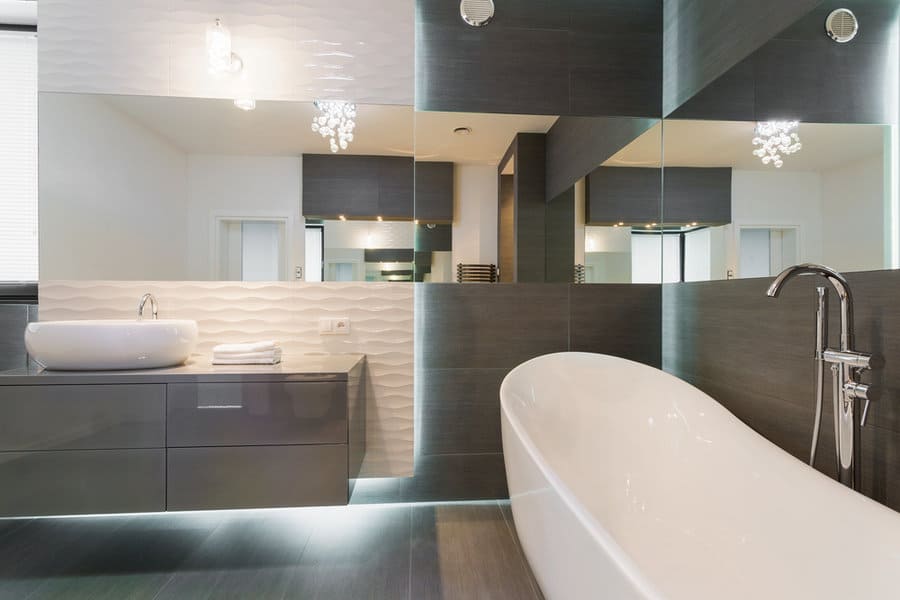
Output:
37 0 414 105
39 281 414 478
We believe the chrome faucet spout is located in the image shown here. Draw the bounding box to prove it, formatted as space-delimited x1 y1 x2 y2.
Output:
138 293 159 321
766 263 853 350
766 263 875 491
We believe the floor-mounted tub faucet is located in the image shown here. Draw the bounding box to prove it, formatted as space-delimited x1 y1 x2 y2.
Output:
137 293 159 320
767 264 880 490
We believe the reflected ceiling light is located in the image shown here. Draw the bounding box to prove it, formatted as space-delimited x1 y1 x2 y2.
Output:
453 127 473 136
752 121 802 168
233 97 256 111
338 214 347 221
312 100 357 153
206 18 243 75
376 216 383 222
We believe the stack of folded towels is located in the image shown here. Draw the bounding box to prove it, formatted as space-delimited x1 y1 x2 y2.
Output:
211 340 282 365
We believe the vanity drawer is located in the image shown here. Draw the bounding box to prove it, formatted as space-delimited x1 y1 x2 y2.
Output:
0 449 165 517
167 445 348 510
167 382 347 447
0 384 165 451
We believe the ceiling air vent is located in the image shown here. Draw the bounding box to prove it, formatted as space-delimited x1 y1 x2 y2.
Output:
460 0 494 27
826 8 858 43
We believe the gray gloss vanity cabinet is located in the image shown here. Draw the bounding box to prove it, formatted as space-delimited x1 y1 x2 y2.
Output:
0 355 365 517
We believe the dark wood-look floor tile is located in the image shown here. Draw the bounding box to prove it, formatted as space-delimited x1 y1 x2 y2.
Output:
0 516 135 600
411 503 541 600
284 505 410 600
154 510 314 600
25 514 220 600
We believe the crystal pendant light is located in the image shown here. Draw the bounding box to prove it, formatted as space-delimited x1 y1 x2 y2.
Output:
206 18 243 75
752 121 802 168
311 100 357 153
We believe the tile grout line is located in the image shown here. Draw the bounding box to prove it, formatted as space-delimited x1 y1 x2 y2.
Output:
497 500 543 600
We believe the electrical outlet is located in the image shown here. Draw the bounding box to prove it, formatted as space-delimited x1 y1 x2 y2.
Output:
318 317 350 335
332 317 350 335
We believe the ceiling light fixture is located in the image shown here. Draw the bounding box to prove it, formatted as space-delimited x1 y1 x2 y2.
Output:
752 121 802 168
312 100 357 153
453 127 473 136
206 19 243 75
233 97 256 111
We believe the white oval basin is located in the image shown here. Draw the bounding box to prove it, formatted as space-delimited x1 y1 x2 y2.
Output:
24 319 199 371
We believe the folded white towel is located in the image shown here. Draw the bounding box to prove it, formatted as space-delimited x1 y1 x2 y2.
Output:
212 341 280 354
212 356 282 366
212 349 282 361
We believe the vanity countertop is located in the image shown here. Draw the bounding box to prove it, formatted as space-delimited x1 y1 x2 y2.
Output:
0 354 365 385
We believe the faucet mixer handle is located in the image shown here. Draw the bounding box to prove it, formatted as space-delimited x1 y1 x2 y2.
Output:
844 381 880 426
823 349 882 371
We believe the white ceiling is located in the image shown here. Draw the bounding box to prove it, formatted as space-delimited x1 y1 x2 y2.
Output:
102 95 415 157
100 95 559 163
415 112 558 165
605 120 887 171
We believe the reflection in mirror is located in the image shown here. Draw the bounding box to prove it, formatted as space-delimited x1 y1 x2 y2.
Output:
413 111 557 282
38 93 414 282
413 111 662 283
581 122 664 283
647 120 892 281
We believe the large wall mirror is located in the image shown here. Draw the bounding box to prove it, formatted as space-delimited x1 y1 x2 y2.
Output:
661 0 900 282
39 94 415 282
412 111 663 283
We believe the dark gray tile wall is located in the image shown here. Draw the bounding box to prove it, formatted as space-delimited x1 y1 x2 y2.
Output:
354 282 661 504
662 0 820 116
545 189 576 283
513 134 548 283
662 270 900 511
670 0 900 123
416 0 662 117
545 116 659 200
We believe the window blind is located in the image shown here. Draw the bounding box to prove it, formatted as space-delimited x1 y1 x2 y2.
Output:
0 31 37 281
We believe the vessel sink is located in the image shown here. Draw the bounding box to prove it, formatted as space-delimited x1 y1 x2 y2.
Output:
24 320 199 371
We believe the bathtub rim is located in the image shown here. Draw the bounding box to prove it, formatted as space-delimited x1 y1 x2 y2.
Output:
500 352 665 600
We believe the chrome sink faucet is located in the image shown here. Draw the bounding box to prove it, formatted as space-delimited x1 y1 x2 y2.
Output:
137 293 159 320
767 264 880 490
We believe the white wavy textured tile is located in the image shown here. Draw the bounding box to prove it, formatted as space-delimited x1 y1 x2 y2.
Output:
39 280 414 477
39 0 414 105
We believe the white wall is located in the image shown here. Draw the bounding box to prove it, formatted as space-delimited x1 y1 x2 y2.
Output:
821 153 886 272
452 164 498 267
729 169 824 277
39 94 189 280
185 155 302 280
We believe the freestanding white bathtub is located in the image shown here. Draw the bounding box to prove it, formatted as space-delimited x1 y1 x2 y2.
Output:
501 352 900 600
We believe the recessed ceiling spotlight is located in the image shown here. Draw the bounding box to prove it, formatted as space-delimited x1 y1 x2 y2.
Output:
453 127 473 136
